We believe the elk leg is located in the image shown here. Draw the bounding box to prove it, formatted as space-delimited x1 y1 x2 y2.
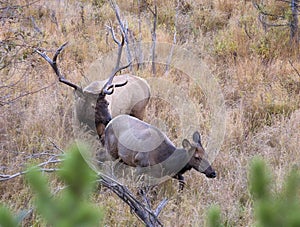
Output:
174 174 185 191
130 98 149 120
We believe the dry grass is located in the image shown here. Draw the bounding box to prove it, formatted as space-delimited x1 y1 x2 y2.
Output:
1 0 300 226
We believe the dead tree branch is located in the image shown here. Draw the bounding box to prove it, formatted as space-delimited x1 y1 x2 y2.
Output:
1 144 168 226
105 24 125 70
98 174 167 227
147 2 158 76
136 0 144 69
253 0 299 45
165 0 179 74
48 138 65 154
0 81 56 106
0 155 62 181
0 0 41 11
289 60 300 77
109 0 132 65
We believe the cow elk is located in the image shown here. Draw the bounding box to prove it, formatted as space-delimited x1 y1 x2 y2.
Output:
104 114 216 189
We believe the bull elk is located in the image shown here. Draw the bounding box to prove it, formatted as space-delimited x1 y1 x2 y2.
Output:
35 38 150 144
104 114 216 189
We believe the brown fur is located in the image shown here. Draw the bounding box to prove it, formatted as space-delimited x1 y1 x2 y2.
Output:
104 115 216 189
75 74 150 141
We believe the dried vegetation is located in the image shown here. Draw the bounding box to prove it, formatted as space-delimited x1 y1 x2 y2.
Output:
1 0 300 226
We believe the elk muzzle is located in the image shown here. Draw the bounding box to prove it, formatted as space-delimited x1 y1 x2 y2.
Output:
198 159 217 178
202 165 217 178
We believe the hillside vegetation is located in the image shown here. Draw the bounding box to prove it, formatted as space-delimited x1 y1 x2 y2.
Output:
1 0 300 226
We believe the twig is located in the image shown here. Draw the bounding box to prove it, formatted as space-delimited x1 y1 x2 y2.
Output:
0 82 56 106
30 16 43 34
165 0 179 74
154 198 168 217
0 167 59 181
289 60 300 77
148 2 157 76
136 0 144 69
105 24 124 69
258 15 289 27
252 2 287 20
0 0 40 11
108 0 132 65
140 189 156 224
105 24 122 46
0 156 61 181
48 138 65 154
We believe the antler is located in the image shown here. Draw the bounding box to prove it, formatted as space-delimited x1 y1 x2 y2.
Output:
101 26 131 95
35 42 83 93
101 61 131 95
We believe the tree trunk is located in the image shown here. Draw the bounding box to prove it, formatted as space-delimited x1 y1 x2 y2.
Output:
290 0 299 45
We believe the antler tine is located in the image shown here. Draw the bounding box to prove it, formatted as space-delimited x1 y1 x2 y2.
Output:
103 79 128 95
101 25 130 95
105 23 125 46
102 61 132 95
35 42 82 92
52 42 68 63
109 60 132 84
114 60 132 75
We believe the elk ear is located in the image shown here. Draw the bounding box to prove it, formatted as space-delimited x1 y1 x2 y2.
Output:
182 139 192 150
193 131 201 145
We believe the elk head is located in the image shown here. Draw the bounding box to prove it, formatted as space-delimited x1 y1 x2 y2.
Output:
182 131 216 178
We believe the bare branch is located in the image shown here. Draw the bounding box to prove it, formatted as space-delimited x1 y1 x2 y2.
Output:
0 0 40 11
252 1 286 19
105 24 123 47
48 138 65 154
276 0 295 3
136 0 144 69
154 198 168 217
0 140 64 181
1 150 168 226
0 82 56 106
243 22 253 39
0 158 61 181
148 2 158 76
166 0 179 73
258 14 290 27
105 24 125 69
253 0 294 32
30 16 43 34
289 60 300 77
98 173 166 226
108 0 132 64
290 0 299 44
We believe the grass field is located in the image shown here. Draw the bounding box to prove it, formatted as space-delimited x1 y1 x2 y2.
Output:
1 0 300 226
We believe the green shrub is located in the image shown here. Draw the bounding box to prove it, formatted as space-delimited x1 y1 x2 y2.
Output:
207 205 223 227
207 158 300 226
0 205 18 227
0 143 103 226
249 158 300 227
